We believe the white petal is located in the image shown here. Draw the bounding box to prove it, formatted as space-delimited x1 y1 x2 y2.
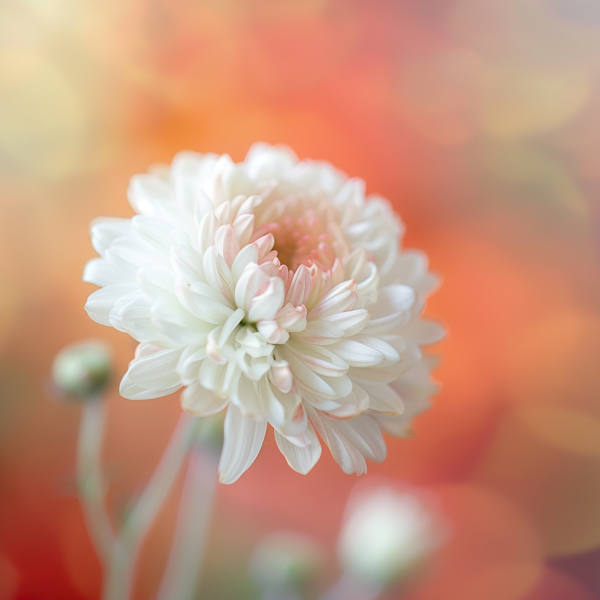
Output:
128 173 175 219
363 285 415 335
399 319 446 345
247 278 286 322
90 217 131 256
105 237 166 281
285 264 312 306
231 244 259 282
232 213 255 248
360 383 404 415
203 246 234 304
83 258 126 287
218 404 267 484
120 346 183 399
307 407 367 475
137 265 176 299
309 280 357 319
329 339 384 367
181 383 228 416
176 345 208 385
275 424 322 475
132 215 173 253
322 309 370 337
84 283 136 325
151 298 213 345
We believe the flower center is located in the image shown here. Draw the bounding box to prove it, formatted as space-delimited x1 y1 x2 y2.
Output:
256 201 343 271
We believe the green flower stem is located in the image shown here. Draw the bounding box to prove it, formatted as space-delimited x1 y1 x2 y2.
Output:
156 440 219 600
101 412 202 600
76 397 115 564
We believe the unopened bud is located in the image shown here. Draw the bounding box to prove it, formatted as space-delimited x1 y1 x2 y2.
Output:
52 341 111 399
249 531 323 592
338 484 447 587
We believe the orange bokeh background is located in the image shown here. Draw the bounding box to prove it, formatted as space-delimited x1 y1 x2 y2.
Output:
1 0 600 598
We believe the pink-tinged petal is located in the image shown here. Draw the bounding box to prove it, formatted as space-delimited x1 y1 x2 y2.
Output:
218 405 267 484
84 283 137 325
181 383 228 417
253 233 275 260
275 424 322 475
309 279 357 319
362 285 415 335
286 264 312 306
232 214 255 248
269 361 294 393
247 278 286 322
215 224 240 268
257 320 289 344
275 303 307 332
321 404 363 420
83 258 127 287
90 217 131 256
120 346 183 400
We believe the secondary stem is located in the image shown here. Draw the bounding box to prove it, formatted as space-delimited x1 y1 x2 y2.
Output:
76 397 115 564
155 440 219 600
101 411 201 600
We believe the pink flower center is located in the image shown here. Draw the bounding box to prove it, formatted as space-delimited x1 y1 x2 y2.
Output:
256 206 343 271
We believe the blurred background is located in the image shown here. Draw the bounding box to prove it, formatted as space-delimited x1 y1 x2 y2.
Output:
1 0 600 598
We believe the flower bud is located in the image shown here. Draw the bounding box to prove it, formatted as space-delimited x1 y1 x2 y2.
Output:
52 341 111 399
249 531 323 592
338 484 447 587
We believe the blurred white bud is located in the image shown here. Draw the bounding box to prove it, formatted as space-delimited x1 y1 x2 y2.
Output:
249 531 323 594
338 484 447 587
52 340 111 399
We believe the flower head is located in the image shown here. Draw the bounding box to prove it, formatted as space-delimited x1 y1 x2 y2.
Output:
84 143 443 483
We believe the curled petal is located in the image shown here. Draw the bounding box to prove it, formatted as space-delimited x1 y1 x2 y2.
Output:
219 405 267 484
275 424 322 475
120 345 183 400
181 383 228 416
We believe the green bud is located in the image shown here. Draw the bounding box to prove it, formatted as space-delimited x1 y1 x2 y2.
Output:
52 341 112 400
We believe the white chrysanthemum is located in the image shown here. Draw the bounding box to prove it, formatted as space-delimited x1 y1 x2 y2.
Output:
84 143 443 483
